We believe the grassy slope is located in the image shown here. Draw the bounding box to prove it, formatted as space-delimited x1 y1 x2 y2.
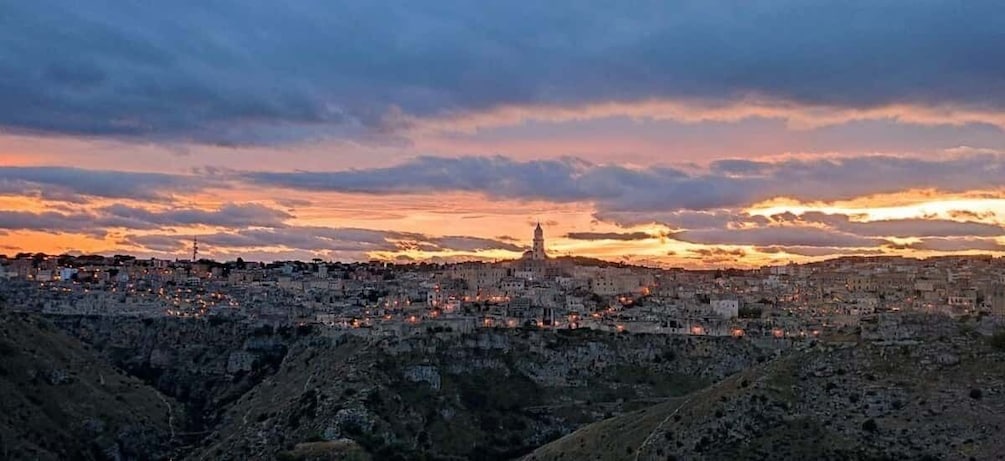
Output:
527 332 1005 461
0 311 177 460
524 397 687 461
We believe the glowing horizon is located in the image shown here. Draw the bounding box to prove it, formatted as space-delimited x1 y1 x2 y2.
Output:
3 2 1005 267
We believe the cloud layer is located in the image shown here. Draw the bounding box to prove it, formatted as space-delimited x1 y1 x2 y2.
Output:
4 150 1004 263
243 153 1005 213
122 226 524 260
0 166 204 201
0 203 288 235
3 3 1005 264
2 1 1004 143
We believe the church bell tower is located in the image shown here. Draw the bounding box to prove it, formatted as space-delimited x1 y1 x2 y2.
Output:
532 222 546 260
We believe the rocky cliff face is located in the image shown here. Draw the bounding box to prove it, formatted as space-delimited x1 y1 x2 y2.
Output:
527 320 1005 461
50 316 295 431
184 329 782 460
0 312 178 460
32 312 1000 460
44 315 790 460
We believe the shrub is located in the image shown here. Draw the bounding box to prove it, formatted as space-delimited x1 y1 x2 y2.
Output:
275 452 303 461
990 331 1005 351
862 419 878 433
365 389 383 407
969 389 983 400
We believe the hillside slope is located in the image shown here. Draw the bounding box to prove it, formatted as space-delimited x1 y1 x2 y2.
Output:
49 315 293 431
184 328 782 460
0 312 179 460
527 324 1005 460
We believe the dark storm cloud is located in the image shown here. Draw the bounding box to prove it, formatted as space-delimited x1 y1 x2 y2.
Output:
629 210 1004 254
244 156 596 200
193 228 399 253
243 153 1005 212
592 210 770 230
769 212 1005 238
423 236 524 252
0 210 107 237
755 246 885 257
900 237 1005 252
687 247 747 264
0 166 202 201
124 226 523 254
0 204 292 236
672 226 883 248
638 209 1003 252
98 203 293 228
565 231 655 241
116 234 188 253
0 193 523 256
2 1 1003 143
595 208 1004 253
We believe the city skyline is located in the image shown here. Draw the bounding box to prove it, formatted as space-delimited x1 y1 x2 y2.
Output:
6 223 1005 271
3 2 1005 267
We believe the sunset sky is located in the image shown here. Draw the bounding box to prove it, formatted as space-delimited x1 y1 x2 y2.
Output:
2 1 1005 267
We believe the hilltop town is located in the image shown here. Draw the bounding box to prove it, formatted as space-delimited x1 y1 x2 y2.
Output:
3 224 1005 460
3 224 1005 341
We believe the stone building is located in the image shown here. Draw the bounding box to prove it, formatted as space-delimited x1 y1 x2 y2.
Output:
991 283 1005 318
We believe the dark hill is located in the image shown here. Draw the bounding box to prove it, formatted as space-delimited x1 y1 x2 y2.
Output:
0 312 178 460
526 320 1005 460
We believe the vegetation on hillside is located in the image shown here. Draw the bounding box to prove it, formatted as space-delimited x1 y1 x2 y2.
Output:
0 312 178 459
